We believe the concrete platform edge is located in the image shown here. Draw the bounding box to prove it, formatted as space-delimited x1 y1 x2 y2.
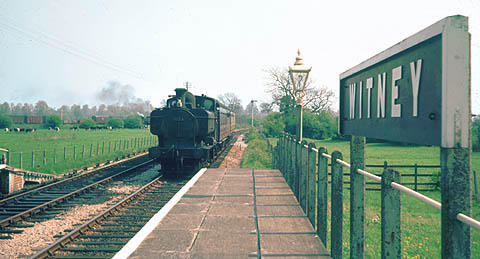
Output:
112 168 208 259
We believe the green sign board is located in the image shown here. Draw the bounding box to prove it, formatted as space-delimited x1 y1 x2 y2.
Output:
339 16 470 148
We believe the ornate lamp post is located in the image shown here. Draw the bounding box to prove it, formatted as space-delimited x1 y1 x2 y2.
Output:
288 50 311 142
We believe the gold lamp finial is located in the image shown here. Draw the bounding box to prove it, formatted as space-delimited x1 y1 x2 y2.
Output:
294 49 304 66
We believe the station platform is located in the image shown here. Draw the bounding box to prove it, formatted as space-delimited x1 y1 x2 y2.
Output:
115 168 330 258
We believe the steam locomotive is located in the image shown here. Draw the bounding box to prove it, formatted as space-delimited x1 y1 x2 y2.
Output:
149 88 235 172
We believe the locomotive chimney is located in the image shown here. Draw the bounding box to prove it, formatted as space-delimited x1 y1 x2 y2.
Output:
175 88 188 98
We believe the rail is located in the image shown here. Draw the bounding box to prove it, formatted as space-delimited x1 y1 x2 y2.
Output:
272 133 479 258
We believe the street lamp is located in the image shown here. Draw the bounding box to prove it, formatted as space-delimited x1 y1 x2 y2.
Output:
288 49 311 142
250 100 257 128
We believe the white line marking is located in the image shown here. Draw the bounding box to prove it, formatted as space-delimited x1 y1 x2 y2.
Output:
112 168 208 259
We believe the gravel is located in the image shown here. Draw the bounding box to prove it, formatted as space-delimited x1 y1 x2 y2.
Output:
0 164 162 258
219 134 247 168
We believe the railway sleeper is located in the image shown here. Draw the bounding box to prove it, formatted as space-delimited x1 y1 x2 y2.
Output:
105 218 149 223
102 223 145 227
60 246 123 252
0 211 29 216
0 235 13 239
93 229 139 233
79 234 134 239
0 229 23 234
13 201 49 205
74 241 127 246
25 215 56 221
25 197 61 201
9 223 34 228
51 255 113 259
0 206 37 211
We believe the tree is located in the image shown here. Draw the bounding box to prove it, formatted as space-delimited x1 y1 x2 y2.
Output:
0 115 13 129
45 115 62 128
264 67 334 113
58 105 71 120
34 100 50 116
79 119 95 129
263 113 285 137
107 118 124 129
71 104 82 120
259 102 273 114
124 115 143 128
217 93 243 114
283 109 336 140
22 103 33 115
0 102 10 115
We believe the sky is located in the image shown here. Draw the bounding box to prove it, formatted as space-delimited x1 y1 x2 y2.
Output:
0 0 479 114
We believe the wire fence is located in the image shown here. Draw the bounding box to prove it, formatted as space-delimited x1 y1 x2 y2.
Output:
1 136 158 174
272 133 479 258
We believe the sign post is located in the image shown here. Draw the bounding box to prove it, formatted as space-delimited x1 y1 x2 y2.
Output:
339 15 471 258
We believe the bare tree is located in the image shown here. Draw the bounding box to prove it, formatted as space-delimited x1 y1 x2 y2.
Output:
259 102 273 114
264 67 334 113
217 92 243 114
303 87 335 113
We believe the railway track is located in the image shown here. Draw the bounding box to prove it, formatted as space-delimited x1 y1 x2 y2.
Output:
27 131 245 258
30 174 189 259
0 153 154 237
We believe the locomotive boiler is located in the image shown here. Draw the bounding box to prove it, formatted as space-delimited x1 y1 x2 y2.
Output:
149 88 235 172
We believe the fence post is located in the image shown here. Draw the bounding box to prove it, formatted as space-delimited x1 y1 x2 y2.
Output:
54 148 56 164
300 140 308 211
350 136 366 258
331 151 343 259
317 147 328 247
109 141 111 153
82 144 85 159
43 150 46 165
19 152 22 169
440 147 471 258
294 138 301 198
307 143 316 227
282 134 287 174
473 170 478 196
381 168 401 259
96 143 99 156
102 141 105 155
64 146 67 160
414 163 418 191
74 145 76 160
284 135 290 186
32 151 35 168
277 134 283 172
6 151 10 166
89 143 93 157
285 135 295 191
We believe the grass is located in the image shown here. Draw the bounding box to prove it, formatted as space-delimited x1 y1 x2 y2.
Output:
0 128 157 175
241 129 272 169
275 137 479 258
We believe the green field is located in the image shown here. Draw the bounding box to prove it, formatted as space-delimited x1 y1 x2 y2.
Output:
270 137 479 258
0 128 157 175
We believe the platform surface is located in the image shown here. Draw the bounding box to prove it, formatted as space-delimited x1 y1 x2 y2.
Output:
128 168 330 258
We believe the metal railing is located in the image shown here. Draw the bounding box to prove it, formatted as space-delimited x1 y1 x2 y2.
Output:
272 133 479 258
